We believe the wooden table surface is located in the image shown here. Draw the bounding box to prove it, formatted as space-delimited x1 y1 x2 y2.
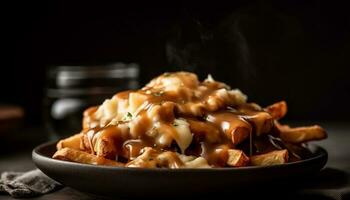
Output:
0 122 349 200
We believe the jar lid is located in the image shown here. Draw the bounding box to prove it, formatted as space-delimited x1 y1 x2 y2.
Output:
47 63 139 89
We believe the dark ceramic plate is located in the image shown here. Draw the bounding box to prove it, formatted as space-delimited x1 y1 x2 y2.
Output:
32 141 327 198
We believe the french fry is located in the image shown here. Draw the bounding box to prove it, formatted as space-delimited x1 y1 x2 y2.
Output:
265 101 287 120
53 147 123 167
56 133 82 150
251 149 289 166
244 112 274 136
206 113 252 145
275 122 327 143
231 126 251 145
187 119 222 143
81 132 92 152
226 149 250 167
94 137 117 160
79 126 121 159
237 104 274 136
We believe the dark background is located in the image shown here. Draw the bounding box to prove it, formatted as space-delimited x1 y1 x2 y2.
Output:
2 1 350 125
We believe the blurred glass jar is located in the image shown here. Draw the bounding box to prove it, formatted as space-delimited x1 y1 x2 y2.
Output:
44 63 139 139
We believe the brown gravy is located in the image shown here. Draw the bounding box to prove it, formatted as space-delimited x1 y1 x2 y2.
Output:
81 72 274 167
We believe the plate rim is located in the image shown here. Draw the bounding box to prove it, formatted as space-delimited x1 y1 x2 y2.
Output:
32 140 328 172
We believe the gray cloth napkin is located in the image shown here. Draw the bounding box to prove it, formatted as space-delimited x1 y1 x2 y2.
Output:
0 169 62 198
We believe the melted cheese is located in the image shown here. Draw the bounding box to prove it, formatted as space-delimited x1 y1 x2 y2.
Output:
80 71 275 168
172 118 193 154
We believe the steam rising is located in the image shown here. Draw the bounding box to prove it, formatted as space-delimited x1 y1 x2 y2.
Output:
165 12 256 84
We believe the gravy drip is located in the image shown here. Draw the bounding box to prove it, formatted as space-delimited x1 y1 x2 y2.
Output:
81 72 273 167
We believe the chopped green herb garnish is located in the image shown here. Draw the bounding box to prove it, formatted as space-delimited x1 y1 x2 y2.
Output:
122 112 133 121
153 91 164 97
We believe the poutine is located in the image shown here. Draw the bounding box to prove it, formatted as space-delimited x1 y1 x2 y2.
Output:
53 72 327 168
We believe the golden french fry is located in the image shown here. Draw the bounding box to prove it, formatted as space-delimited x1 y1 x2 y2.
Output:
276 122 327 143
94 126 122 159
81 132 92 152
224 126 251 145
206 113 252 145
95 137 117 160
56 133 82 150
251 149 289 166
53 147 123 167
187 119 222 143
244 112 274 136
80 126 121 159
265 101 287 120
236 103 274 136
227 149 250 167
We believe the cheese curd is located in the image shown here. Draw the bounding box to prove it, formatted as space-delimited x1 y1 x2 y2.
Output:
80 72 269 168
